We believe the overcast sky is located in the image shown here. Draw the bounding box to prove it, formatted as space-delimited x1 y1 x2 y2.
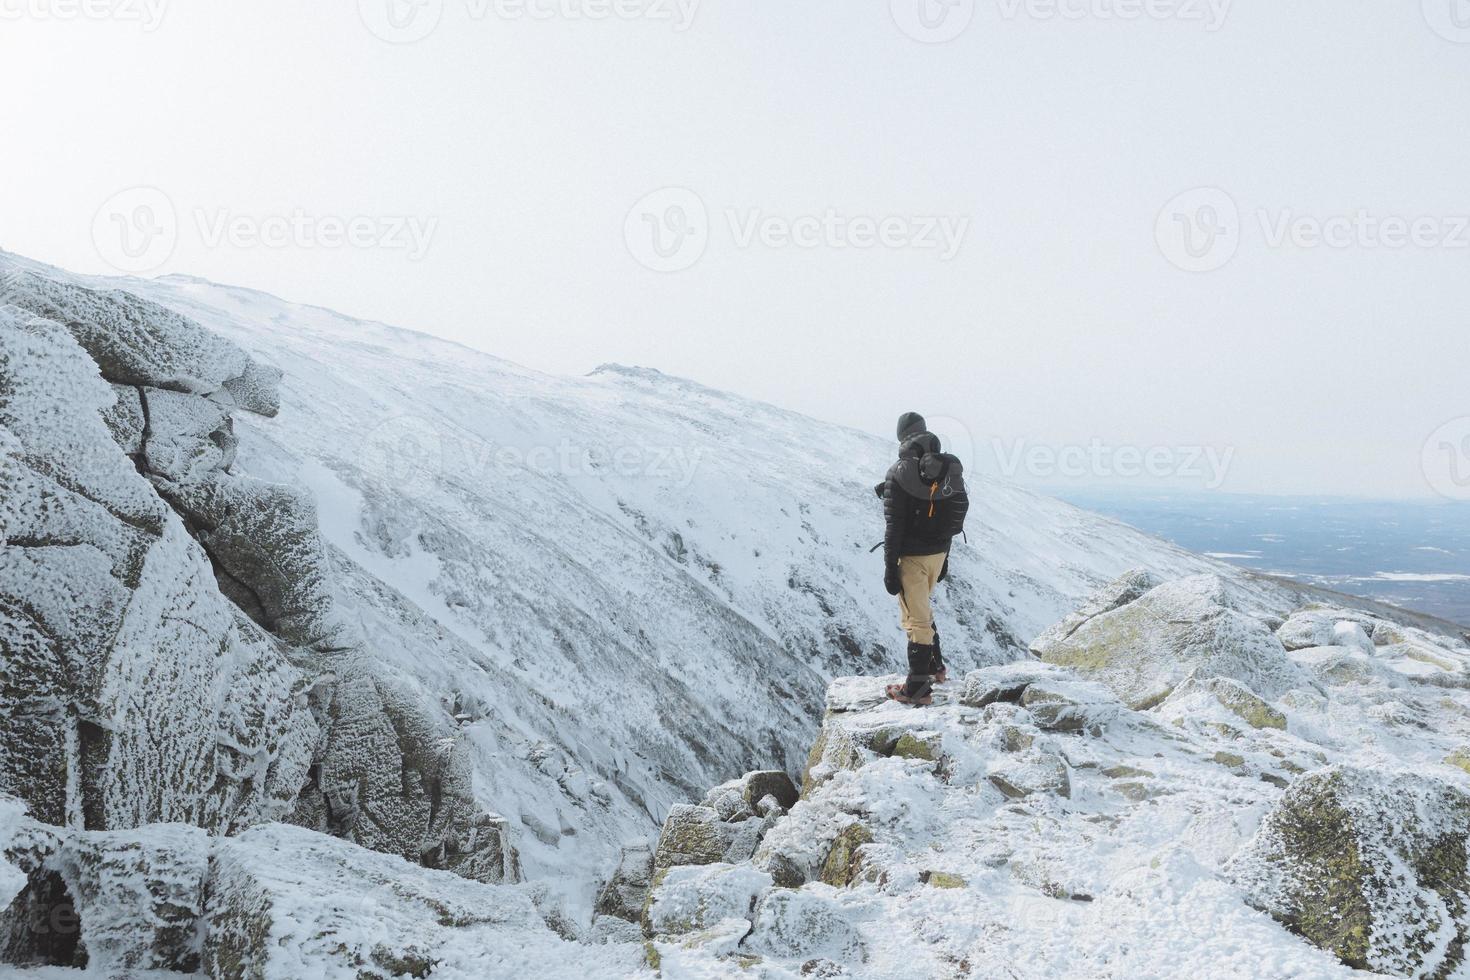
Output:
3 0 1468 498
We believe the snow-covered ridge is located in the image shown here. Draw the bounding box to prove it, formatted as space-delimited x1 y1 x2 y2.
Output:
24 252 1297 899
629 572 1470 979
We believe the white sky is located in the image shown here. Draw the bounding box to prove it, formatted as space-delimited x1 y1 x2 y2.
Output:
2 0 1468 498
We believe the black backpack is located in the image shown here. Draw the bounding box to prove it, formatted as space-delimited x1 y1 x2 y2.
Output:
916 452 969 541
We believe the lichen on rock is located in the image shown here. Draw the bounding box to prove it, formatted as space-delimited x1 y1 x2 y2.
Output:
1228 765 1470 977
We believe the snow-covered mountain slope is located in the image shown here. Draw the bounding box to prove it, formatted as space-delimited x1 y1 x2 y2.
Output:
88 263 1307 896
7 250 1453 922
5 249 1470 978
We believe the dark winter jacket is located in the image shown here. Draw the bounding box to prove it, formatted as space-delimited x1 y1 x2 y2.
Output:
881 431 957 563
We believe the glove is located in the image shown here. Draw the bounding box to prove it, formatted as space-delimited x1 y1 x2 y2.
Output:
884 561 902 596
873 481 886 499
938 557 950 583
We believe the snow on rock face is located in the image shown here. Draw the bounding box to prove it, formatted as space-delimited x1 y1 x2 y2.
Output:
0 306 315 833
0 267 250 397
1039 574 1311 710
2 258 510 894
154 471 353 652
203 823 624 980
289 657 519 885
48 823 210 974
1229 766 1470 978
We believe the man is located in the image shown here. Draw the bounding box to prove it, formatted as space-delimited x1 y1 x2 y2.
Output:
876 411 969 706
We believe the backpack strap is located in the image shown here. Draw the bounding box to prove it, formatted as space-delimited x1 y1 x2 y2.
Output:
926 457 951 517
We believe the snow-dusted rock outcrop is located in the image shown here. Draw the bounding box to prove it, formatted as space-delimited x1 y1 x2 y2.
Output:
0 302 317 834
632 580 1470 977
1037 573 1311 710
1 261 514 893
205 823 616 980
1229 766 1470 978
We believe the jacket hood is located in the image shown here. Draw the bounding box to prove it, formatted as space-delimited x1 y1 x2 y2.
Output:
896 412 928 442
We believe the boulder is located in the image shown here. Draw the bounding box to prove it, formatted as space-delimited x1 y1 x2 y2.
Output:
819 823 873 888
641 862 770 939
139 387 234 483
746 888 863 961
49 824 209 974
1029 568 1162 658
958 661 1053 709
1275 609 1377 652
652 805 730 874
701 770 798 822
891 731 942 761
0 310 319 833
153 472 354 653
1020 678 1120 735
1228 765 1470 977
1166 675 1287 731
1039 575 1307 710
1289 647 1386 687
594 843 656 923
800 719 865 798
988 751 1070 800
0 268 253 398
204 823 620 980
289 663 519 884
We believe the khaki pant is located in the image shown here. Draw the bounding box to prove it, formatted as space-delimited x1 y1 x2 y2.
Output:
897 552 946 645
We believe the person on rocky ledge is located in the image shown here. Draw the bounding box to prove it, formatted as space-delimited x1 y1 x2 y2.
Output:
875 411 969 706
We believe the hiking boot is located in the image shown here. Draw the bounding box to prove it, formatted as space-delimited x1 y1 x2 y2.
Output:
886 641 937 706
